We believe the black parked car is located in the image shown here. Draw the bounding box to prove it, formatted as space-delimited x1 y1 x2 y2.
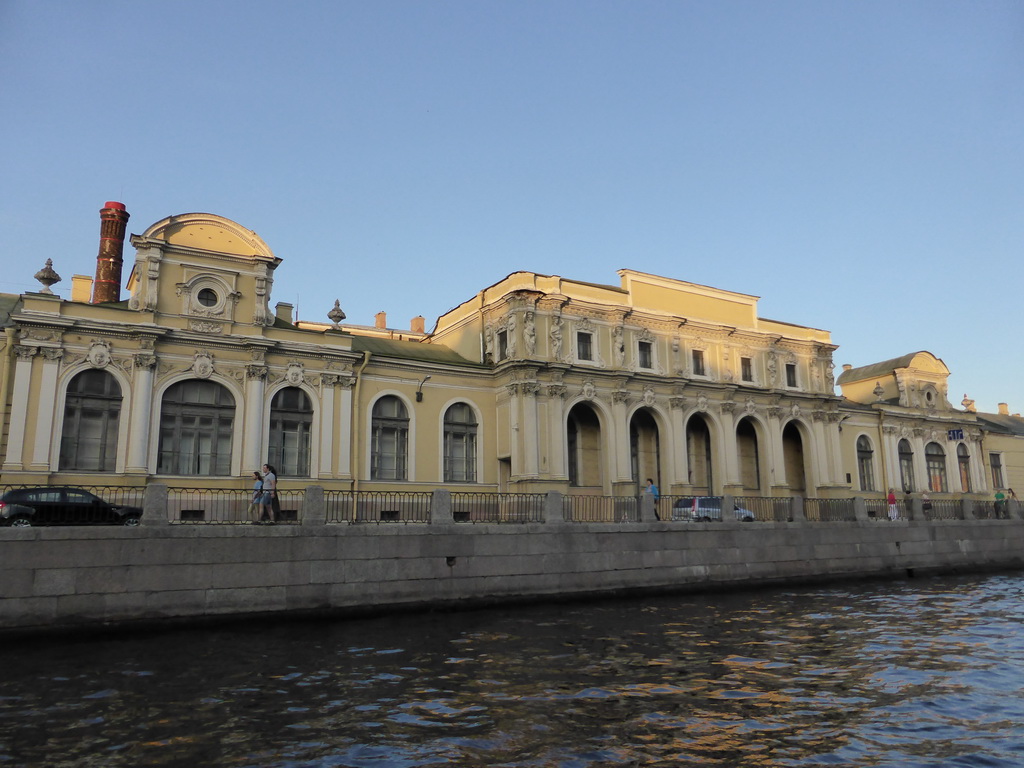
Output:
0 487 142 527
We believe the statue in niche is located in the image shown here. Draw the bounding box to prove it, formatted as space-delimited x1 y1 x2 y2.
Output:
767 352 777 387
612 326 625 368
523 312 536 357
484 323 494 364
550 316 563 360
506 314 517 359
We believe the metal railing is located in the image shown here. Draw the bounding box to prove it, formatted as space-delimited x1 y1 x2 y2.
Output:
563 495 639 523
924 498 960 521
803 497 857 522
0 481 1014 527
325 491 431 524
167 488 303 524
450 492 546 523
734 496 793 522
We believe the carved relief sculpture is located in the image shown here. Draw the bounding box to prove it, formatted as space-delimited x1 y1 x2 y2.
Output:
87 341 112 368
192 352 214 379
550 316 563 360
523 312 536 357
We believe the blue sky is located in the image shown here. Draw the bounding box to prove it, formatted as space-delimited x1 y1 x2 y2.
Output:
2 1 1021 413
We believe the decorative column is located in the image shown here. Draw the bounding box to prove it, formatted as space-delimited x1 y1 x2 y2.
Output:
611 390 632 484
521 382 540 477
3 346 36 471
545 383 568 479
336 375 355 479
719 399 741 490
30 347 62 470
880 424 901 491
318 373 339 478
766 404 788 493
669 394 687 489
125 351 157 473
243 364 268 472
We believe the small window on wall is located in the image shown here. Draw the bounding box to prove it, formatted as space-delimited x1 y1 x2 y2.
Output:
196 288 218 307
926 442 948 492
991 452 1005 489
957 443 972 493
444 403 477 483
740 357 753 382
857 435 875 491
577 332 593 361
691 349 705 376
496 330 508 361
785 363 797 388
638 341 653 369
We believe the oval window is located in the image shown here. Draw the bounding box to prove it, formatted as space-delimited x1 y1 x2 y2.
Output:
197 288 218 307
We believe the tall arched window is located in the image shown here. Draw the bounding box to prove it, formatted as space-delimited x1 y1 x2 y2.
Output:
926 442 948 492
898 439 915 492
957 443 972 492
158 380 235 476
269 387 313 477
59 369 122 471
857 436 875 491
443 402 477 483
371 396 408 480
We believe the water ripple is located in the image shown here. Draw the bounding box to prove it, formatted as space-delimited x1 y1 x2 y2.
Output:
3 574 1024 766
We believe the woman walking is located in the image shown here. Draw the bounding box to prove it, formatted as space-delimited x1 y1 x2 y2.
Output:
262 464 278 523
247 471 264 523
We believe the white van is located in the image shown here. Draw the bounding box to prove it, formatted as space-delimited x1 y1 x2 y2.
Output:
671 497 755 522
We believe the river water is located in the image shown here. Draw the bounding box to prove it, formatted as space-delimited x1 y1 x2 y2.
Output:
3 573 1024 767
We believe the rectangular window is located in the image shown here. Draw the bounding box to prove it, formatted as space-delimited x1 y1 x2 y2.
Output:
638 341 653 369
785 363 797 387
577 332 593 361
991 453 1005 489
497 330 508 361
692 349 705 376
740 357 753 382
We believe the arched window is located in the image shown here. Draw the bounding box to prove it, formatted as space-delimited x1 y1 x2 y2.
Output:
857 436 875 491
371 396 408 480
59 369 122 471
926 442 948 493
898 439 915 492
443 402 477 483
158 380 235 476
957 443 972 493
269 387 313 477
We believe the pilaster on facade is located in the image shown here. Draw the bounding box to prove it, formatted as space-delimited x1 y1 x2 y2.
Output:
125 353 157 474
3 346 37 471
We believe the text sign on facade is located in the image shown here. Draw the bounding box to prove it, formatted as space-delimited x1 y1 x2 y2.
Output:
948 428 964 441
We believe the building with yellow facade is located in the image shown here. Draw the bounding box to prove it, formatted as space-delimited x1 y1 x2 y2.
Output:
1 204 1020 507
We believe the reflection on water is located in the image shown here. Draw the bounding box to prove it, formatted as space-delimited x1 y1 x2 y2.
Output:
3 574 1024 766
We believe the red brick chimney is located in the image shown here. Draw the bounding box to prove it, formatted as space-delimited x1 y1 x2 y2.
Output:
92 201 130 303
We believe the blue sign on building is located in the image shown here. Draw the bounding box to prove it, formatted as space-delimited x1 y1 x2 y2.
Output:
948 428 964 441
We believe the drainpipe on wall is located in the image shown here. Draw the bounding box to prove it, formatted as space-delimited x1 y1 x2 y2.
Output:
350 351 372 521
878 408 889 494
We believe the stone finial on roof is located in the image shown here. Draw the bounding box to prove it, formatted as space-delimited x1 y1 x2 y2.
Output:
873 382 884 401
34 259 61 294
962 394 976 413
327 300 346 329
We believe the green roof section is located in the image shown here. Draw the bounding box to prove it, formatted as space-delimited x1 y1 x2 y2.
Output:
836 352 925 385
976 412 1024 437
351 335 482 367
0 293 22 326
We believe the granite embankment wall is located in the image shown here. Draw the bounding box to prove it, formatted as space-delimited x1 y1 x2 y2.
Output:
2 488 1022 633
